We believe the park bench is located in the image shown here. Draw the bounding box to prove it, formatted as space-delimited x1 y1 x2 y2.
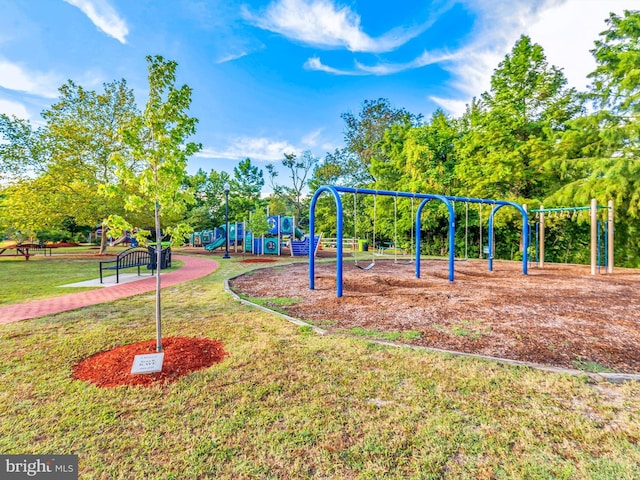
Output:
99 247 153 284
99 246 172 284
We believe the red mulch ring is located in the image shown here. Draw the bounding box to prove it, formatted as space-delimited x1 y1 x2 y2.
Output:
72 337 227 388
240 258 278 263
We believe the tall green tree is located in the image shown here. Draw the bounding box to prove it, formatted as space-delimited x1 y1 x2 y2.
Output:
266 150 318 220
455 35 581 201
370 109 460 250
110 55 201 352
0 115 45 180
547 10 640 265
306 99 419 240
372 109 458 195
306 159 343 237
184 168 232 230
0 80 138 252
326 98 420 186
231 158 264 221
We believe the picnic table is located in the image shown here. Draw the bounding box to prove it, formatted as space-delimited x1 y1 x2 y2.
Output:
0 244 33 260
0 243 53 260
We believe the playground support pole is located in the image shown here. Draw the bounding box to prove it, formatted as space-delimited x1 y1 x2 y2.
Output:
521 204 527 256
488 206 497 271
415 196 456 282
487 203 529 274
478 204 483 259
223 182 230 259
608 200 614 273
277 215 281 256
539 205 545 268
309 186 343 297
590 198 597 275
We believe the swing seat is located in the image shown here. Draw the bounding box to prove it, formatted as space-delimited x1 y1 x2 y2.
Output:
394 258 413 265
354 261 375 271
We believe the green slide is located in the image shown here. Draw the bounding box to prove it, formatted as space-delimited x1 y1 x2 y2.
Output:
204 236 225 251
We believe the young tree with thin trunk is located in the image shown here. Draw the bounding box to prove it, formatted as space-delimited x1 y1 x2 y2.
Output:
110 56 201 352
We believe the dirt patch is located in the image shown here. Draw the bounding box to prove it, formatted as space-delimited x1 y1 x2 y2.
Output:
229 259 640 374
240 258 278 263
73 337 227 388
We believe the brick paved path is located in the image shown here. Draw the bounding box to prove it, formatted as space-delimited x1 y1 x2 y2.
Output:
0 255 218 324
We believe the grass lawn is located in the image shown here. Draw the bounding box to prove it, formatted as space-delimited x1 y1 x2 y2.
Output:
1 254 639 478
0 256 102 305
0 256 183 306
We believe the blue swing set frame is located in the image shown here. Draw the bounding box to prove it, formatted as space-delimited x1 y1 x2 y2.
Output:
308 185 529 298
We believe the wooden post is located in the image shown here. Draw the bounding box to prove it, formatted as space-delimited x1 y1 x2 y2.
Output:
539 205 545 268
608 200 614 273
590 198 597 275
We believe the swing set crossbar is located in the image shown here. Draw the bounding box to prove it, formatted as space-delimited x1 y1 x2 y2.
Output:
530 205 610 214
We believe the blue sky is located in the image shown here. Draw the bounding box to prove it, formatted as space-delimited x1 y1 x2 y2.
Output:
0 0 637 180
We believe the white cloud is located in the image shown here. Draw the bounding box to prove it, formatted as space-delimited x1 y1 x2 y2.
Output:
243 0 433 53
429 97 468 118
301 128 337 152
444 49 505 98
0 99 31 120
437 0 558 99
304 56 361 75
301 129 322 147
216 50 250 64
429 0 638 116
64 0 128 44
527 0 637 91
196 136 300 162
305 47 461 76
0 59 61 98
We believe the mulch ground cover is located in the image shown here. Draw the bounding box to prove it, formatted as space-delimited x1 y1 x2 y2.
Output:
229 258 640 374
73 337 227 388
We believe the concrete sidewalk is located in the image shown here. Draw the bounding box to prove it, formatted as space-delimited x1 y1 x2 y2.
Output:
0 255 218 324
61 272 155 288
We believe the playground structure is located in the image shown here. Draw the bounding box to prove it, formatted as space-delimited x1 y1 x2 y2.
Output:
529 199 614 275
93 227 139 247
191 215 321 257
309 186 529 297
110 233 139 247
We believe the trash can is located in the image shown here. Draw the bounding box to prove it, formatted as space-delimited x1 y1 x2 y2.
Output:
358 239 369 252
148 246 172 270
